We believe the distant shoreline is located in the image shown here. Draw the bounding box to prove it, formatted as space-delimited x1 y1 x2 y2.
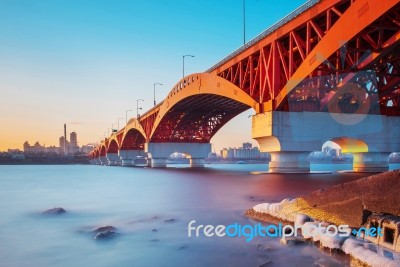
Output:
0 158 89 165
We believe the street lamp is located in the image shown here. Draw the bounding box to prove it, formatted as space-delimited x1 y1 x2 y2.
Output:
117 117 124 130
243 0 246 45
153 83 163 106
126 109 132 124
183 54 195 78
136 99 144 118
111 123 116 134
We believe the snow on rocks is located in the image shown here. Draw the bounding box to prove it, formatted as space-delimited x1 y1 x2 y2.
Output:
253 199 297 222
342 237 400 267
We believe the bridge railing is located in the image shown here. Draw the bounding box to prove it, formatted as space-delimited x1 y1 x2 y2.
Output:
206 0 320 73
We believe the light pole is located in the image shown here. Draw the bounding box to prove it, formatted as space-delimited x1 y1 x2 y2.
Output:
136 99 144 118
183 54 194 78
243 0 246 45
111 123 116 134
117 117 124 130
153 83 163 106
126 109 132 124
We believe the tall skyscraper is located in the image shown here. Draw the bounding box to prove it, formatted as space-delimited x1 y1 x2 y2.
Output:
70 132 77 147
64 124 67 156
69 132 78 155
59 136 65 155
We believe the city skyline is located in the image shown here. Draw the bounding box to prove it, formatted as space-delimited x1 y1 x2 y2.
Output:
0 0 305 152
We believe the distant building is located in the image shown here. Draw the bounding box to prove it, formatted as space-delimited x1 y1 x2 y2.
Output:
23 141 47 154
81 145 95 154
242 142 252 149
70 132 77 147
7 149 24 159
69 132 79 155
19 128 85 157
220 143 269 159
59 136 66 155
23 141 30 152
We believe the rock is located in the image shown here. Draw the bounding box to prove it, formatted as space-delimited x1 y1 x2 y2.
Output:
93 226 116 234
177 245 188 250
94 230 118 240
152 228 158 232
258 260 272 267
164 218 176 223
256 243 265 251
42 207 66 215
129 216 160 224
92 225 118 240
280 237 306 246
298 170 400 227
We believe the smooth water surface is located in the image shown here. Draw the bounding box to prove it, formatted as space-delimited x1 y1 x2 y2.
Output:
0 164 395 267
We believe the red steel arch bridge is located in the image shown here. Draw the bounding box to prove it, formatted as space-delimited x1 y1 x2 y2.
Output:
90 0 400 172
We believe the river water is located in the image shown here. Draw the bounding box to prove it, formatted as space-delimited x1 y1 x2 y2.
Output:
0 164 399 267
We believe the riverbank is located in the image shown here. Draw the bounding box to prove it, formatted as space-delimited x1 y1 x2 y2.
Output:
246 169 400 266
0 156 89 165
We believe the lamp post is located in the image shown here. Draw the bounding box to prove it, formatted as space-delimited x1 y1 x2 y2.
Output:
111 123 116 134
117 117 124 130
183 54 194 78
136 99 144 118
153 83 163 106
243 0 246 45
126 109 132 124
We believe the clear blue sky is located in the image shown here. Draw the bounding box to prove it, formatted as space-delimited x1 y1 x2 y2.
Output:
0 0 306 152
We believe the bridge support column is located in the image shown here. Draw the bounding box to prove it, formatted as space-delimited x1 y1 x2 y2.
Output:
106 153 121 166
190 158 205 168
99 156 108 165
151 158 167 168
94 158 101 165
145 143 211 168
253 111 400 173
269 151 311 173
118 150 145 167
353 152 390 172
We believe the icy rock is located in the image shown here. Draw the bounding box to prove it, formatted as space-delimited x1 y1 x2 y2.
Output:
280 237 306 246
42 207 66 215
93 226 116 234
94 230 118 240
342 237 399 267
295 214 311 226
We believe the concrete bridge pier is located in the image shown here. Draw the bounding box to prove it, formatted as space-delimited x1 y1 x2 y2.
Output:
145 143 211 168
252 111 400 173
106 153 121 166
118 150 145 167
150 158 167 168
269 151 311 173
99 156 108 165
190 158 206 168
353 152 390 172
